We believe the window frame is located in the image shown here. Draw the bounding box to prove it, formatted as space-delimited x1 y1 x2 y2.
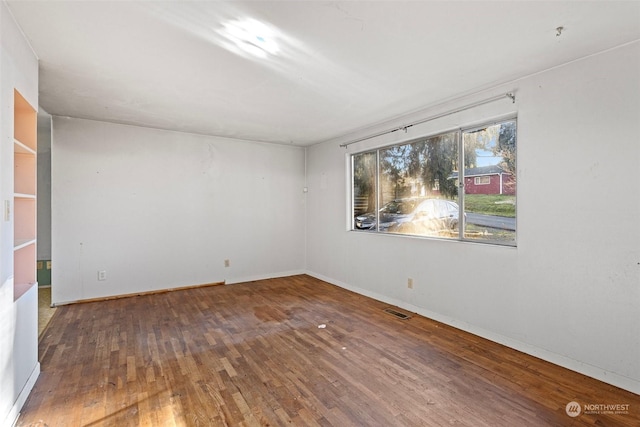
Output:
474 176 491 185
350 116 517 246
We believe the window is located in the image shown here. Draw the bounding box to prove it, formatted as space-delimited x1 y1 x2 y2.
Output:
474 176 490 185
352 119 516 245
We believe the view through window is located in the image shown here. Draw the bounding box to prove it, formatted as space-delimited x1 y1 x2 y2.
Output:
352 119 516 245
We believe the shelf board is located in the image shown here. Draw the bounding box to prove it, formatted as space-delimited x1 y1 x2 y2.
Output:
14 193 36 199
14 239 36 251
14 139 36 155
14 281 37 301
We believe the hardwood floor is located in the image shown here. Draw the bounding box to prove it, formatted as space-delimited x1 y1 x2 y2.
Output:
18 275 639 426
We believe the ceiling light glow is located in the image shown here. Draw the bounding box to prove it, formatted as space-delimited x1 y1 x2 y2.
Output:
220 18 280 58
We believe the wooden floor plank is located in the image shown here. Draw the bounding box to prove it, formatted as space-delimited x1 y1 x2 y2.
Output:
17 275 640 426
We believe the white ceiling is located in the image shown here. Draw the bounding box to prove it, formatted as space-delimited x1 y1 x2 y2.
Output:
7 1 640 146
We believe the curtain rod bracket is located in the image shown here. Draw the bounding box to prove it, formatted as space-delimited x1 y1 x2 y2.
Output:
507 92 516 103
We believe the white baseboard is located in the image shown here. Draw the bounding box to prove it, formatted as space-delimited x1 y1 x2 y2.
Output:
306 271 640 396
226 269 307 285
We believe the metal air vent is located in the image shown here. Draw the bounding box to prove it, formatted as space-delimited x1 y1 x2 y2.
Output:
383 308 411 320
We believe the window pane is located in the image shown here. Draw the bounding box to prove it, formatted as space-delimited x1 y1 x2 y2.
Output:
351 119 516 246
353 151 377 230
377 142 422 233
462 120 516 245
378 132 460 238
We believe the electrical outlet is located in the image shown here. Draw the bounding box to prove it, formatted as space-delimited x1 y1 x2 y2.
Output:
224 259 230 268
407 278 413 289
98 270 107 281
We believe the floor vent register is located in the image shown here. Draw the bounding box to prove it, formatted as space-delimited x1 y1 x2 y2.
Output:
383 308 411 320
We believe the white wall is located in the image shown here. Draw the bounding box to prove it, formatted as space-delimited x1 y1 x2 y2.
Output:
306 41 640 394
51 118 306 305
0 2 40 425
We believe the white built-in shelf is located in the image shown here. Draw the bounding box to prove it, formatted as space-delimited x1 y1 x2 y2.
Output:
14 240 36 301
14 239 36 251
14 139 36 155
13 89 37 302
14 193 36 199
13 282 35 301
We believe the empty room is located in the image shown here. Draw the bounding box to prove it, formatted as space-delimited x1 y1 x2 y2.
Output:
1 1 639 426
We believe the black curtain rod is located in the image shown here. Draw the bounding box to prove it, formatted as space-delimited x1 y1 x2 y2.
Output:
340 92 516 148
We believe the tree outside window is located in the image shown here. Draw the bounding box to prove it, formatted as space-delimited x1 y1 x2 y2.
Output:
352 119 516 246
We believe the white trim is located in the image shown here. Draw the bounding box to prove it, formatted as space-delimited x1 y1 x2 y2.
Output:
51 272 304 306
225 269 307 285
305 271 640 395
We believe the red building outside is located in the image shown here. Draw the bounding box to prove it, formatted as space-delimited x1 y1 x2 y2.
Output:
451 165 515 195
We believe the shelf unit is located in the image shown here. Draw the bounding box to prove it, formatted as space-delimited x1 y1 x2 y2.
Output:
13 89 37 301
